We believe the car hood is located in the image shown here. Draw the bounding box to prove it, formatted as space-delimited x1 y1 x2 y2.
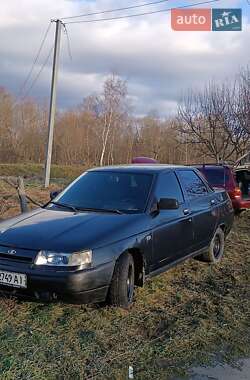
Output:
0 208 150 252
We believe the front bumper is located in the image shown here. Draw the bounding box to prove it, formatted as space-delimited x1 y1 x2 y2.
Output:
0 260 115 303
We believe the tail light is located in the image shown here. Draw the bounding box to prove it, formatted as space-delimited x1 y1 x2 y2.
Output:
231 187 242 199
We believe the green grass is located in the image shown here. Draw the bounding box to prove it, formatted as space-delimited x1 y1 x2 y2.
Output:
0 183 249 379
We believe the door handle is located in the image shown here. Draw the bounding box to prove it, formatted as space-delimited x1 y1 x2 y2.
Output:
183 208 190 215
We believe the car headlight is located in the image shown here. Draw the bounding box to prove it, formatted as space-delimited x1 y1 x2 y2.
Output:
34 250 92 268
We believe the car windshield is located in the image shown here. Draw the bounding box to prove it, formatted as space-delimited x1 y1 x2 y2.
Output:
201 168 229 186
51 171 153 213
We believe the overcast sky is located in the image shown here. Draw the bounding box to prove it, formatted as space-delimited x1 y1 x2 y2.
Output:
0 0 249 116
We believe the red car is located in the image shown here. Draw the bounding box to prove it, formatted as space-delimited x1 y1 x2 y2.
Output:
132 157 158 164
195 164 250 213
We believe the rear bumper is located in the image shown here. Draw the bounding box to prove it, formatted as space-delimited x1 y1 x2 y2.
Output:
231 198 250 211
0 260 114 303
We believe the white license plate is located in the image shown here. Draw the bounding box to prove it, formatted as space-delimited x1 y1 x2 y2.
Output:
0 270 27 288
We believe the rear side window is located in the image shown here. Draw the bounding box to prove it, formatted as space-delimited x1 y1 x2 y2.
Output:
155 172 184 203
178 170 208 197
201 167 229 186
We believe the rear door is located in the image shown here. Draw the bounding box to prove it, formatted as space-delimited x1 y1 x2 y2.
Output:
151 171 194 269
176 169 217 250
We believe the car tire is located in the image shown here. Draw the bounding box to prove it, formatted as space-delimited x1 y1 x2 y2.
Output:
234 209 243 217
197 227 225 263
107 252 135 308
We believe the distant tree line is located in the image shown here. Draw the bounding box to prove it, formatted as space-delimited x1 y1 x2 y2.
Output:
0 68 249 167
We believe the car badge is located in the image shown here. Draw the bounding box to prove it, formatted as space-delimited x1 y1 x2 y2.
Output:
7 249 16 255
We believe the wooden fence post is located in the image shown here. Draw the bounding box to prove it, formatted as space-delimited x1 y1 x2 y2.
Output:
17 177 28 213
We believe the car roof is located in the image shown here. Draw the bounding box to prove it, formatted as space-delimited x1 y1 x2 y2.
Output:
88 164 193 174
194 164 230 170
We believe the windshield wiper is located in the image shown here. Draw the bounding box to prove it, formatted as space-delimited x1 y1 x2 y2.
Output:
44 201 123 214
76 207 123 215
49 201 78 213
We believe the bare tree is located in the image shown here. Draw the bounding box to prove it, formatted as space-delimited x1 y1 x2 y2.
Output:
0 88 16 162
235 66 250 137
98 74 128 166
178 82 249 163
0 67 249 168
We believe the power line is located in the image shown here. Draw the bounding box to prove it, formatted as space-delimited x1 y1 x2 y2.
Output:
62 24 73 61
61 0 171 20
20 45 54 101
18 21 52 97
64 0 221 25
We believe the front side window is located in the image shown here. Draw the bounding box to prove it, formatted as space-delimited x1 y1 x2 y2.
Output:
178 170 208 197
155 172 184 203
52 171 153 213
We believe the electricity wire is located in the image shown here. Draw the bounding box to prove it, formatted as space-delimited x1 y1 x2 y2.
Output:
64 0 221 24
18 21 52 96
20 45 54 101
62 24 73 61
61 0 171 20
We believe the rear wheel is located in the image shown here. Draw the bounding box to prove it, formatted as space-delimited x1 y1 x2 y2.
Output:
107 252 135 308
196 227 225 263
235 209 244 217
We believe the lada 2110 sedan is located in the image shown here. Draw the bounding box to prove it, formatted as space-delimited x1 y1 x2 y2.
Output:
0 165 234 307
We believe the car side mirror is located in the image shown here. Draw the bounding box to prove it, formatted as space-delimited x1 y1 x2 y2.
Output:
158 198 179 210
50 190 60 200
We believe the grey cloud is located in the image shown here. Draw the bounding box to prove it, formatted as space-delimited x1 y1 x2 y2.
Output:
0 0 249 116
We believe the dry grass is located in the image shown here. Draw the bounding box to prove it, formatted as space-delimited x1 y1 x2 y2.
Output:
0 163 85 180
0 180 249 379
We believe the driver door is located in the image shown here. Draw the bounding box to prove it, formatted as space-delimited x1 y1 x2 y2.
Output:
151 171 194 271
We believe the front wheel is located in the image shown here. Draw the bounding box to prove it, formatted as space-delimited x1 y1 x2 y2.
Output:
197 227 225 263
107 252 135 308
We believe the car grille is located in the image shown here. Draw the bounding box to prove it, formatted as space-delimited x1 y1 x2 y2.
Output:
0 246 34 264
0 252 32 263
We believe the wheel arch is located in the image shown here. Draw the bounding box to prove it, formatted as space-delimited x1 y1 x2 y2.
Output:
219 223 226 232
127 248 145 287
219 222 233 239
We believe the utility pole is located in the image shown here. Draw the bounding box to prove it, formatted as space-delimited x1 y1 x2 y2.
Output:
44 19 62 187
